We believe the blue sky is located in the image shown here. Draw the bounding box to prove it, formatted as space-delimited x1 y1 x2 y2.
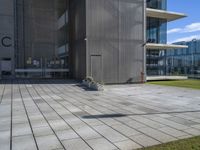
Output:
167 0 200 43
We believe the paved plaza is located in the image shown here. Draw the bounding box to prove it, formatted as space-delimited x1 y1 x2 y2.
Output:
1 80 200 150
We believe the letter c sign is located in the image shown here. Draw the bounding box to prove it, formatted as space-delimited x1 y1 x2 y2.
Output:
1 36 12 47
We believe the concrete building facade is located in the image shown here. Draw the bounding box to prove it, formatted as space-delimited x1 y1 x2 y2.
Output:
70 0 145 83
0 0 15 78
0 0 186 83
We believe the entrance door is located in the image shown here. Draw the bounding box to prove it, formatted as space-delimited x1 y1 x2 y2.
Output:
91 55 102 83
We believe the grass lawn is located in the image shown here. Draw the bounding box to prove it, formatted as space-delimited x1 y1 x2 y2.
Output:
147 79 200 90
140 136 200 150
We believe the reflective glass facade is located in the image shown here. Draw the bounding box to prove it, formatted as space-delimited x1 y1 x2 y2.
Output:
146 0 167 76
165 40 200 78
15 0 69 78
147 0 167 10
147 18 167 44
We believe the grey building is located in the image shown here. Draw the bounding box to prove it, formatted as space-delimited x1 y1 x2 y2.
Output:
0 0 15 78
0 0 187 83
70 0 145 84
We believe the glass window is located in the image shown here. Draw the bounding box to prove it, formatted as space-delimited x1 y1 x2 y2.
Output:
147 0 167 10
196 41 200 53
147 18 167 44
15 0 69 78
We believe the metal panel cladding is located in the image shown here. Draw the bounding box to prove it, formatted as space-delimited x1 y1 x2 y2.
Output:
86 0 145 83
69 0 87 79
0 0 15 76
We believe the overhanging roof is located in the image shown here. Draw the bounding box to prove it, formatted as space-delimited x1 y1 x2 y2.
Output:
146 8 187 22
146 43 188 50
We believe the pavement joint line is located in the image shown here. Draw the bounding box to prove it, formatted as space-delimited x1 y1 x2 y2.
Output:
0 80 6 104
39 80 103 149
44 81 145 148
99 93 168 113
10 80 13 150
49 81 187 144
23 79 66 150
28 79 93 150
18 80 39 150
1 79 200 149
63 87 197 140
37 80 118 149
12 134 34 138
49 81 161 144
59 137 81 142
141 115 197 137
64 88 159 119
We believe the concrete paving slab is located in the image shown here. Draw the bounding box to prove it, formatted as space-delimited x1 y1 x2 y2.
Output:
184 128 200 136
93 125 128 143
36 134 63 150
48 119 70 131
1 79 200 150
62 138 92 150
86 138 117 150
12 135 37 150
33 126 54 137
12 123 32 137
56 129 79 141
130 134 160 147
0 130 10 150
73 125 101 140
158 127 189 137
137 127 177 143
111 124 141 137
114 139 142 150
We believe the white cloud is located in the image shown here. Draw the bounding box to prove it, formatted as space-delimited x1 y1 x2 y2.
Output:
167 22 200 34
167 28 182 34
184 23 200 33
169 35 200 43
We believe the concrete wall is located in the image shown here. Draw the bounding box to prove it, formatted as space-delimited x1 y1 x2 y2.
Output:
86 0 145 83
0 0 15 77
0 0 145 82
69 0 87 79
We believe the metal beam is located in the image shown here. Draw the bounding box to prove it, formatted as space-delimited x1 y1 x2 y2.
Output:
146 43 188 50
146 8 187 22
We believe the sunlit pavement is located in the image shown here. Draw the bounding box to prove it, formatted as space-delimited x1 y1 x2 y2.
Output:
1 79 200 150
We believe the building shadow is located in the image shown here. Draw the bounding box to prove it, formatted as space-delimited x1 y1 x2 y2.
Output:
82 113 128 119
82 110 200 119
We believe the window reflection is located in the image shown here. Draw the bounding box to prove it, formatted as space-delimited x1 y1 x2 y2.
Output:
146 0 167 10
165 40 200 77
15 0 69 78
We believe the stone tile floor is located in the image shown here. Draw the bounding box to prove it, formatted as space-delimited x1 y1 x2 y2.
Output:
0 79 200 150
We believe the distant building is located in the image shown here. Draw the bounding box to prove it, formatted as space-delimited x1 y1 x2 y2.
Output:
165 39 200 78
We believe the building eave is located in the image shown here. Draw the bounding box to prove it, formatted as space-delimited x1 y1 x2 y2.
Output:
146 43 188 50
146 8 187 22
147 76 188 81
